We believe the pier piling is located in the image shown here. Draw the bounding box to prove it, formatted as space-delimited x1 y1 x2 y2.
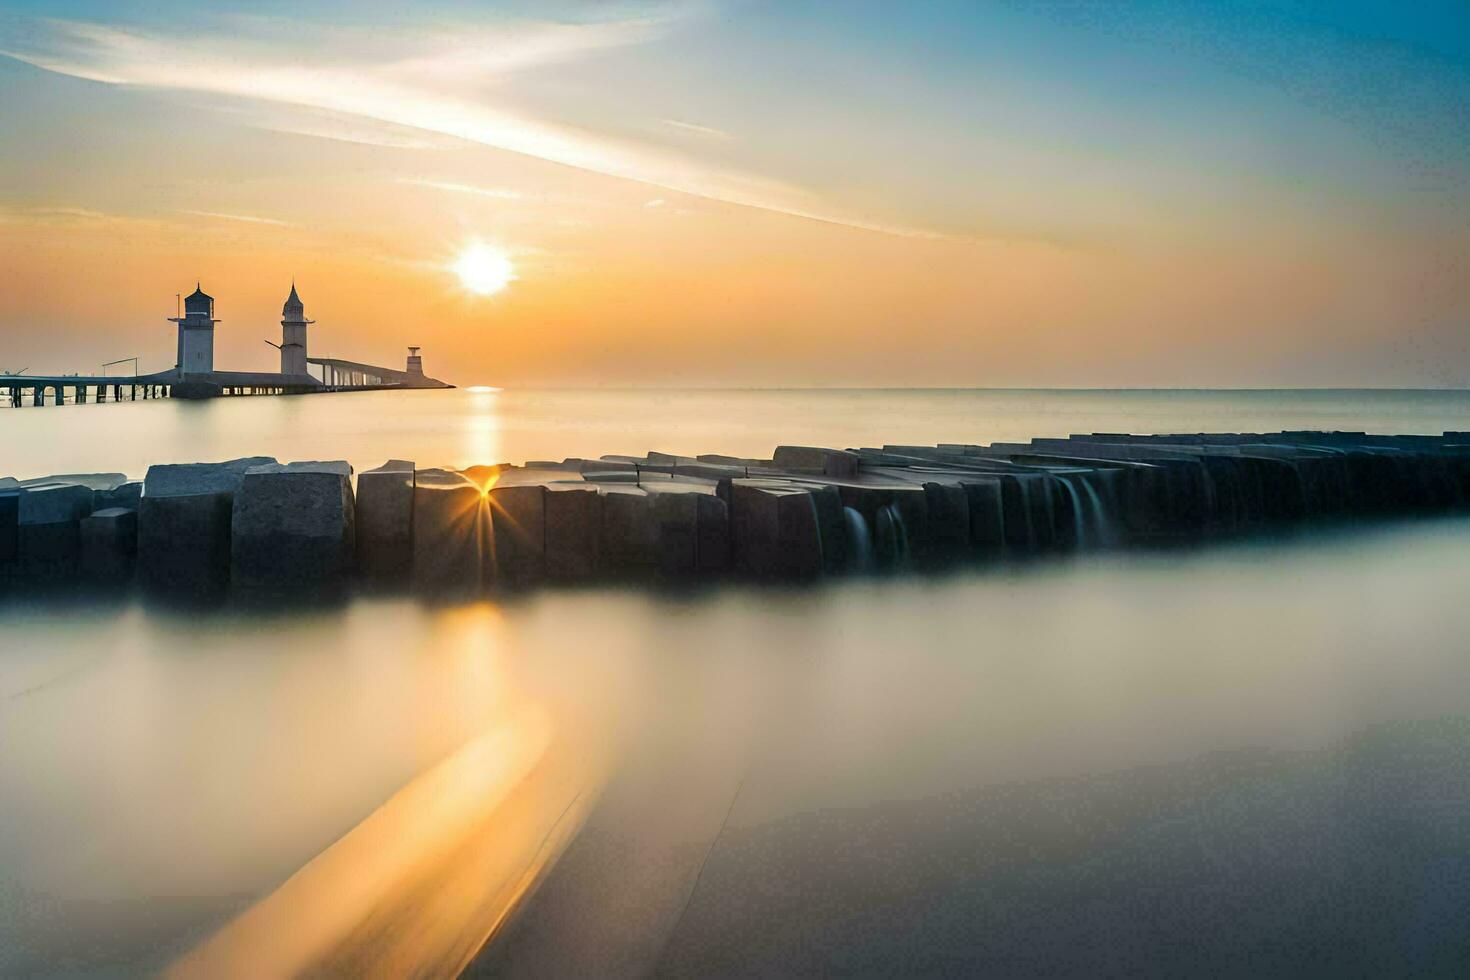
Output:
4 430 1469 596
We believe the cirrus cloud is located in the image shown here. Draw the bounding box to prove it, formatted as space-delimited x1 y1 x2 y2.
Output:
0 10 957 240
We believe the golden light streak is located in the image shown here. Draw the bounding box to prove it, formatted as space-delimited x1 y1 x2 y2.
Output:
168 706 608 979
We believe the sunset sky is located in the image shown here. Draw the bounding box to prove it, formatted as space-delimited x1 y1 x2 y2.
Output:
1 1 1467 387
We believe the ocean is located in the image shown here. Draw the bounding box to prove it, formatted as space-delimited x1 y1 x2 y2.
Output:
3 388 1470 976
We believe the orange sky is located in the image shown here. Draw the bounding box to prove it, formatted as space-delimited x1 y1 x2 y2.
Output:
1 2 1467 387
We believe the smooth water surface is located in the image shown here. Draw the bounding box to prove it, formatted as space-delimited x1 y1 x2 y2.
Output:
2 388 1470 976
2 387 1469 480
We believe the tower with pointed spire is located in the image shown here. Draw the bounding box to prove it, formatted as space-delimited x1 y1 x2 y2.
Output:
168 283 218 375
280 281 313 376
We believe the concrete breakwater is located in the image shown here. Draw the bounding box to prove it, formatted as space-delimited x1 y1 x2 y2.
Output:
2 431 1469 596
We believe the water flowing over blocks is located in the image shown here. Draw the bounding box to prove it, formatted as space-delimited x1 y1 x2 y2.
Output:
412 469 485 593
139 456 277 592
356 460 415 581
232 461 356 588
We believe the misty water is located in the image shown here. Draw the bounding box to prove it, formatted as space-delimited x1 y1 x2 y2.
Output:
3 388 1470 976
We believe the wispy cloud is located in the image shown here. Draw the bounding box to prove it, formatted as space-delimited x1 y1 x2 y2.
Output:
399 179 523 201
659 118 732 140
180 209 291 226
0 12 957 240
35 206 112 220
209 100 468 150
0 204 121 223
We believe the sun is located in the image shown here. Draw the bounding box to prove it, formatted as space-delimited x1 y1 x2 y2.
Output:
451 242 516 296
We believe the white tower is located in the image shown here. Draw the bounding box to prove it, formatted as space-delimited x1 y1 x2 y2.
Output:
169 284 217 375
280 282 312 375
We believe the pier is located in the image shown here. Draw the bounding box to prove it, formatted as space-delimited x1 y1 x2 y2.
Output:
2 284 450 406
2 430 1468 596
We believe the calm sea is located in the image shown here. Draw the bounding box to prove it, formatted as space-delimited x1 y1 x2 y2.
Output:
3 388 1470 976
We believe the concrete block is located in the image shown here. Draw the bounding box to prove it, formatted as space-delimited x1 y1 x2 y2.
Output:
828 483 891 525
18 473 128 491
730 481 782 575
412 468 485 594
572 458 637 474
922 481 970 557
580 471 641 484
599 487 657 572
81 507 137 546
646 451 696 468
648 486 701 576
644 483 723 577
885 485 930 564
773 446 860 478
489 483 546 582
998 475 1035 551
18 522 82 578
959 479 1005 552
13 484 95 578
805 484 846 573
545 484 602 580
674 462 746 482
1031 475 1061 550
232 462 355 587
0 489 16 564
730 480 823 578
96 481 142 511
18 483 95 526
698 453 769 466
80 507 137 575
138 491 234 593
696 493 730 574
143 457 275 499
356 460 414 581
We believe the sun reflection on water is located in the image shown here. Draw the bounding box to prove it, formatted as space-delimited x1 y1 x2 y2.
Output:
459 387 503 470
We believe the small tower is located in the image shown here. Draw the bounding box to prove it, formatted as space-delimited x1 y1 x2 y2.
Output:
406 346 424 376
169 284 218 375
280 282 313 375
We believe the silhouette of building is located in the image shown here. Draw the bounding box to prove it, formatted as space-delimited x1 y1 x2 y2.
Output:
406 346 424 376
168 284 217 375
280 283 313 376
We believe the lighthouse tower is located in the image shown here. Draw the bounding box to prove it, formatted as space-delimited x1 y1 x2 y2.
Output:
169 284 218 375
280 282 313 375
